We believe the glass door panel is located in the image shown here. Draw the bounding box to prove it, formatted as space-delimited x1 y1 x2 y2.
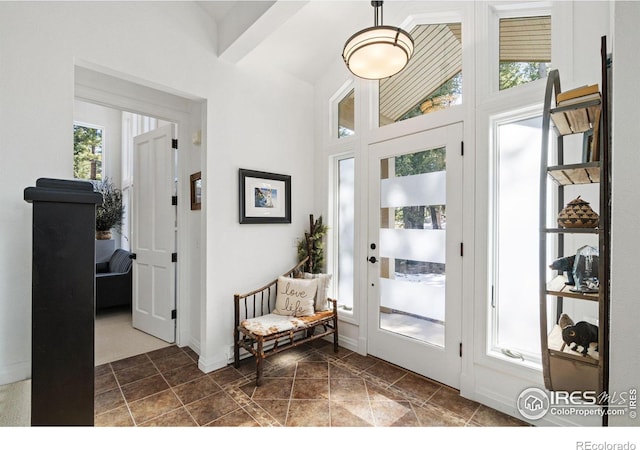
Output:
378 148 447 346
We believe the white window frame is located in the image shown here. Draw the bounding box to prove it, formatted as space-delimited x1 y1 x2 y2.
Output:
328 151 357 323
330 80 356 144
487 105 545 371
488 2 553 96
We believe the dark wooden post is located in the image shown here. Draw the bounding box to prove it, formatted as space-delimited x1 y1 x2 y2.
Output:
24 178 102 426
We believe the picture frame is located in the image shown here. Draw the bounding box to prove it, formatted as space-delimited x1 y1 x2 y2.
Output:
239 169 291 224
190 172 202 210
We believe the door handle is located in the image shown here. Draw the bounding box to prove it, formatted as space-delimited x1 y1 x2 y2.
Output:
368 256 377 264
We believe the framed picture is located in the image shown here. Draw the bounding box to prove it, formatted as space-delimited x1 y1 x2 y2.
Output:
239 169 291 224
582 128 594 163
190 172 202 210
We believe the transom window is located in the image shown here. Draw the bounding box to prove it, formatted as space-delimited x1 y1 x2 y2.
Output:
379 22 462 126
338 89 355 138
499 16 551 90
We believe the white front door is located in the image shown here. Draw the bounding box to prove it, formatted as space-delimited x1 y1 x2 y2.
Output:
367 123 463 388
131 124 177 343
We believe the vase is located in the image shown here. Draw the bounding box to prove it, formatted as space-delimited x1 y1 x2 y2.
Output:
557 196 599 228
96 230 112 240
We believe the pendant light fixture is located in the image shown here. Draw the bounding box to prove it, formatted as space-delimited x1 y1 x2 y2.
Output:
342 1 414 80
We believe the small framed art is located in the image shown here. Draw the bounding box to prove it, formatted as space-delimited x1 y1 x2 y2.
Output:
239 169 291 224
190 172 202 210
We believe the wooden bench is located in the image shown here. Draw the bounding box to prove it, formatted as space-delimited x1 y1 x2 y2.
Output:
233 258 339 386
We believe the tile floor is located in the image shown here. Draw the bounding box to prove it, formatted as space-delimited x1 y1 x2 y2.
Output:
94 340 530 427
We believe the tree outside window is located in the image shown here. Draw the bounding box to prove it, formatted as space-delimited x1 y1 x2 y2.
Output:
74 124 103 180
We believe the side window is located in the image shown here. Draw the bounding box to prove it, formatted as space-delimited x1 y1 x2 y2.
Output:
379 22 462 126
490 111 544 365
499 16 551 90
333 156 355 313
338 89 355 138
73 123 103 180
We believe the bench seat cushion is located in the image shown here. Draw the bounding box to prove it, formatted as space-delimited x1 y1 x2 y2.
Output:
240 310 335 337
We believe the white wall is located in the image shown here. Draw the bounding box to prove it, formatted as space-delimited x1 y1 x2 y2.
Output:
610 0 640 427
0 2 314 384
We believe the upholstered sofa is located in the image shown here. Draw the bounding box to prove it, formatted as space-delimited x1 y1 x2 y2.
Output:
96 248 132 311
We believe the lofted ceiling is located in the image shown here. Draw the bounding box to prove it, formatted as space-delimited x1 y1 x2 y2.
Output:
195 1 418 85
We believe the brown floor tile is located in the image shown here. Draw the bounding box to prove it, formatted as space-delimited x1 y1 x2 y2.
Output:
95 405 134 427
330 400 375 426
154 351 195 373
162 363 205 387
370 400 420 426
210 366 246 386
252 378 294 400
268 347 310 367
296 361 328 378
317 343 352 359
138 407 197 426
365 360 408 385
413 402 469 426
329 363 358 379
429 387 480 421
330 378 367 401
391 372 441 403
266 363 297 378
110 353 150 372
342 352 378 371
186 391 241 426
95 371 118 394
146 345 182 362
93 344 531 428
292 378 329 400
365 380 409 402
95 364 112 377
172 375 221 405
182 346 200 363
470 405 530 426
286 399 330 426
120 374 170 403
207 408 261 427
253 399 290 425
94 387 126 415
128 389 182 424
114 360 159 386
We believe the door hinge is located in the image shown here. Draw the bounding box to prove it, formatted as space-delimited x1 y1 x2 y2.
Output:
461 141 464 156
130 253 137 260
172 195 177 206
171 253 177 262
460 242 464 257
171 309 177 320
459 342 463 357
172 138 178 149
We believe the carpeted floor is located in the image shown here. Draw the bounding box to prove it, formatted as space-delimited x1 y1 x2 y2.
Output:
95 307 171 366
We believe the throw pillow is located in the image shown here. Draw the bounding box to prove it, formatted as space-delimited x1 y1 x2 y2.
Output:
303 272 332 311
274 276 317 317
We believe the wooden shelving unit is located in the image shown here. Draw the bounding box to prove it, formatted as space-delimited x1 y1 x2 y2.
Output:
539 36 611 425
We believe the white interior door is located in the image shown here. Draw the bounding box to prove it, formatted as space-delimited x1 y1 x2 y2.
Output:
367 123 463 388
131 124 176 343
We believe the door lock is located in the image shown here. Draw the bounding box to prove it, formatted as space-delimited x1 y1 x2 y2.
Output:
368 256 377 264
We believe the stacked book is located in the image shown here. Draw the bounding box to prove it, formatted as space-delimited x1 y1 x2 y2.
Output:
551 84 602 152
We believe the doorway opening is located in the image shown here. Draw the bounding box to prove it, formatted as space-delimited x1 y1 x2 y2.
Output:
74 65 205 366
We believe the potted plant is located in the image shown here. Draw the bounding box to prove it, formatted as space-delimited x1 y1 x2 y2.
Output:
93 178 124 240
297 214 328 274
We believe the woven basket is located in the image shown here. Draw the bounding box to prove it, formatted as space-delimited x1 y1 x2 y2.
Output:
557 196 599 228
